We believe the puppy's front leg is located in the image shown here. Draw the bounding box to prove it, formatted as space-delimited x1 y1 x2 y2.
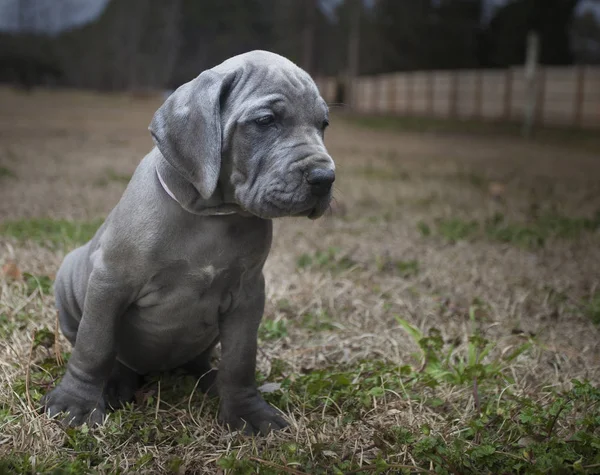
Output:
43 265 132 427
217 274 288 435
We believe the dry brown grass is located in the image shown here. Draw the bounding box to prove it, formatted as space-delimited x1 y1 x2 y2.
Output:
0 87 599 474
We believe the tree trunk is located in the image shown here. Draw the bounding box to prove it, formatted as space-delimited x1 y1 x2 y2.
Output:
302 0 316 75
347 0 361 108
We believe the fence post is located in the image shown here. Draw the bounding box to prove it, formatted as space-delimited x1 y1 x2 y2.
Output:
522 31 540 138
475 70 483 119
407 72 413 115
379 76 386 114
504 68 513 120
449 71 459 118
574 66 585 127
388 75 397 115
537 68 546 126
428 72 435 115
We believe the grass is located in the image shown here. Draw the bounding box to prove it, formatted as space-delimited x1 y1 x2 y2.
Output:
1 88 599 474
417 212 600 248
3 323 597 474
584 292 600 325
297 247 358 273
0 218 103 248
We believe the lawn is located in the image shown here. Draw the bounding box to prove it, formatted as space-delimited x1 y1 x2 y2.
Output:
0 87 599 474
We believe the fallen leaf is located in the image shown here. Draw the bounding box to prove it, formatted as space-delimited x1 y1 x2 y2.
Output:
489 181 506 200
2 261 22 280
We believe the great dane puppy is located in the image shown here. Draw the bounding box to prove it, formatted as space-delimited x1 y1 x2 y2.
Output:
42 50 335 435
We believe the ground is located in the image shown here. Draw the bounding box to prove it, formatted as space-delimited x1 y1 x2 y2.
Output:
0 87 599 474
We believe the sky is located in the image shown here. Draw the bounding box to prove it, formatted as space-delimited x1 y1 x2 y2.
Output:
319 0 600 23
0 0 111 35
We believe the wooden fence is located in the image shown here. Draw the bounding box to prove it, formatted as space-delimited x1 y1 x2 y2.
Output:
315 66 600 129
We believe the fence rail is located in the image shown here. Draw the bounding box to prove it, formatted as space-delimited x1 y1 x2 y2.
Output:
315 66 600 129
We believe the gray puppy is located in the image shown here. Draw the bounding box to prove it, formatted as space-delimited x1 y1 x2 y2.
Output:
42 50 335 435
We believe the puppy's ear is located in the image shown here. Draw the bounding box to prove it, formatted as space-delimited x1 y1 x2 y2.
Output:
149 70 235 200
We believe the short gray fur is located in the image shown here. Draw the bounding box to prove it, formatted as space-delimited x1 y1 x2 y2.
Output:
43 50 335 435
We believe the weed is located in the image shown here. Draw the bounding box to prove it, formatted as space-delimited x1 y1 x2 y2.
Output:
0 312 30 338
376 256 420 278
584 291 600 325
485 211 600 248
259 318 288 340
0 218 103 248
0 166 16 179
437 218 479 243
395 259 420 278
301 310 337 331
23 273 53 295
419 211 600 247
417 221 431 237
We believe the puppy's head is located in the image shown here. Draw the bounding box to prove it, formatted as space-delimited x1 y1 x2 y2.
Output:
149 50 335 220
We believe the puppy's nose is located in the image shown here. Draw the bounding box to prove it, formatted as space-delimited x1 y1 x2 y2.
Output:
306 168 335 197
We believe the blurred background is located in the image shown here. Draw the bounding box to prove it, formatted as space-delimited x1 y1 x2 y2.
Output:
1 3 600 472
0 1 598 105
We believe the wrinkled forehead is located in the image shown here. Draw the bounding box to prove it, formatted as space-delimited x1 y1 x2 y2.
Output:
215 56 328 118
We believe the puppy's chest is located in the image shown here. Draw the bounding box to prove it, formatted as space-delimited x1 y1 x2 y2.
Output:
136 222 269 308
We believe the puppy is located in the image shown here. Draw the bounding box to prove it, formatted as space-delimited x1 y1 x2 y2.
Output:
43 50 335 435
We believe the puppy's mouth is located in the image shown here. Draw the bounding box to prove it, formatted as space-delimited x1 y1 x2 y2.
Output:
306 197 331 220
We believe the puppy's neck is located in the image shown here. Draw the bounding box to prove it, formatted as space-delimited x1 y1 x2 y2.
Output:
155 156 248 217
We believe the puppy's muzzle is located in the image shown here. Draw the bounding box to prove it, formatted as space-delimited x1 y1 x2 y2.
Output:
306 168 335 197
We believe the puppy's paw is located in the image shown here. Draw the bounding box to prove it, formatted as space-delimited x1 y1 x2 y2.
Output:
104 363 141 410
41 385 106 427
219 393 288 435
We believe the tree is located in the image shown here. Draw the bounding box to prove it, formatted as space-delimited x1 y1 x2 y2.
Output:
479 0 582 67
571 8 600 64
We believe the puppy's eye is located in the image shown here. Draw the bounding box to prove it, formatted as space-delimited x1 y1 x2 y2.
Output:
255 115 275 126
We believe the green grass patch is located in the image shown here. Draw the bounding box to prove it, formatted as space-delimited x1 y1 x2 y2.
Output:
0 218 103 248
584 291 600 325
419 212 600 247
297 247 358 273
437 218 480 243
485 212 600 248
11 316 598 474
301 310 338 332
377 257 420 278
245 321 599 474
417 221 432 237
0 312 30 339
0 166 16 179
259 318 288 341
23 273 53 296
